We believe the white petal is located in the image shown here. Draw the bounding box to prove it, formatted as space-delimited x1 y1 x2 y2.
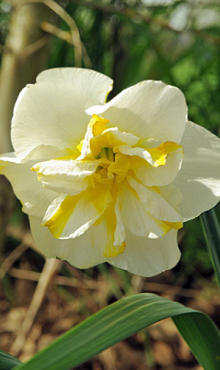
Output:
100 128 139 147
12 68 113 159
159 184 183 214
119 146 158 166
108 228 180 277
132 147 183 186
174 121 220 221
0 154 56 217
127 177 182 222
16 144 71 162
33 159 100 195
0 152 21 165
30 216 106 268
90 80 187 143
120 183 171 238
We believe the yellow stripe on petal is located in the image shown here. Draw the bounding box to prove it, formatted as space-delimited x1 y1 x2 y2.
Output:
104 226 125 257
104 240 126 258
54 148 80 160
150 220 183 239
149 219 183 238
44 182 112 239
148 141 183 167
164 221 183 230
94 187 126 258
147 217 173 238
76 140 84 153
44 194 81 238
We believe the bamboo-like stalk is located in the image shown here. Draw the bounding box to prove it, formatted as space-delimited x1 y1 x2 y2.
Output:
0 1 55 260
0 0 54 153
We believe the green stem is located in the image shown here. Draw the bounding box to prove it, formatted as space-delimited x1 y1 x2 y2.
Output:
200 208 220 290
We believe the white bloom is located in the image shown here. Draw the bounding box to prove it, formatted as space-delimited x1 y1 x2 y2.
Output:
1 68 220 276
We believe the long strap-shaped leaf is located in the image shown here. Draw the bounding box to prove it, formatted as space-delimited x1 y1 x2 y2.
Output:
0 349 21 370
9 293 220 370
201 208 220 290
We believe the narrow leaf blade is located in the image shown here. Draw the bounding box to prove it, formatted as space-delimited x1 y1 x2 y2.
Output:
0 349 22 370
173 313 220 368
13 294 220 370
201 208 220 289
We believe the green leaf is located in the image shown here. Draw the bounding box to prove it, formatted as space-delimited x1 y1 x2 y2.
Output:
0 349 22 370
13 293 220 370
201 208 220 289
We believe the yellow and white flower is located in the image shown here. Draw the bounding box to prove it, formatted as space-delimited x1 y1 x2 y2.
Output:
1 68 220 276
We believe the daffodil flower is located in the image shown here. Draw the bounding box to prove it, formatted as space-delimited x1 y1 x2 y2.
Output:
1 68 220 276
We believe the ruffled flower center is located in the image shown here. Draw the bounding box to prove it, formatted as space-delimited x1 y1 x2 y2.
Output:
32 114 184 258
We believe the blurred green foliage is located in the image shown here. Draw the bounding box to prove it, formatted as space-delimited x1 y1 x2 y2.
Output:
0 0 220 277
46 0 220 132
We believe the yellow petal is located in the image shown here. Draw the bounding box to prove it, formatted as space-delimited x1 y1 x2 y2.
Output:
93 187 126 258
147 141 183 167
90 114 109 136
108 152 130 182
